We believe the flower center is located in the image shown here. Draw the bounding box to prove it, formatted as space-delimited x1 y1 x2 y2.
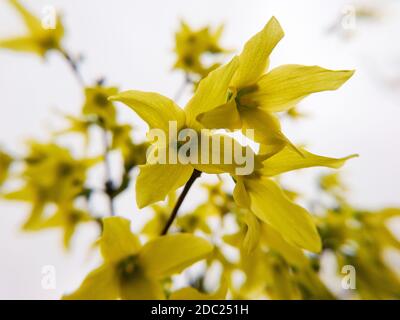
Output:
117 255 139 280
93 93 109 107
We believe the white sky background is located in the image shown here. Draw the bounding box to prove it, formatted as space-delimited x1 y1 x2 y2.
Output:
0 0 400 299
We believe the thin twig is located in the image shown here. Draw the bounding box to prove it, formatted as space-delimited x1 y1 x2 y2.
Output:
59 48 85 87
161 169 202 235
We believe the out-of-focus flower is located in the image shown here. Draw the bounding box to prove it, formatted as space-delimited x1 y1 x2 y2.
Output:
233 146 357 252
0 0 64 57
173 21 227 78
3 142 98 229
35 204 92 249
82 86 119 128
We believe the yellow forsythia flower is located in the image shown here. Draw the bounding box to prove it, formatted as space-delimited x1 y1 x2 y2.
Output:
197 17 354 155
109 58 259 208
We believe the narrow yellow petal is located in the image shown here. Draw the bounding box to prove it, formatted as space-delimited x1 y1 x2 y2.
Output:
245 177 321 252
63 264 119 300
100 217 141 263
139 233 213 278
0 36 41 55
136 163 193 208
109 90 186 132
231 17 284 88
240 107 298 156
261 146 358 176
185 56 239 129
243 210 261 253
246 65 355 112
9 0 42 35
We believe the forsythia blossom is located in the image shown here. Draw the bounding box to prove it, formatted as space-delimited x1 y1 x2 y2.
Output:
0 0 64 57
64 217 213 299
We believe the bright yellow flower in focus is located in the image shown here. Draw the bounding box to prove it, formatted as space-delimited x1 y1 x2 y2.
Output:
109 58 259 209
64 217 213 300
0 0 64 57
233 146 357 252
174 21 227 78
197 17 354 155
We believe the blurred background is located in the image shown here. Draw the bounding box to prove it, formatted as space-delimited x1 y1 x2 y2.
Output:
1 0 400 299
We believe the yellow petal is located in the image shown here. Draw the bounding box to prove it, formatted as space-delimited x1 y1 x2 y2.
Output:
191 132 258 176
260 223 309 268
100 217 141 263
9 0 42 35
196 91 242 130
120 272 164 300
136 163 193 208
244 177 321 252
0 36 41 55
261 146 358 176
185 56 239 129
2 185 35 202
243 210 261 253
109 91 186 132
231 17 284 88
170 281 227 300
233 177 250 208
246 65 355 112
139 233 213 278
23 201 45 230
63 264 119 300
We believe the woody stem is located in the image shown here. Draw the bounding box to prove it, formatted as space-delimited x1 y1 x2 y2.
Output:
101 126 116 216
161 169 202 235
60 48 85 87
